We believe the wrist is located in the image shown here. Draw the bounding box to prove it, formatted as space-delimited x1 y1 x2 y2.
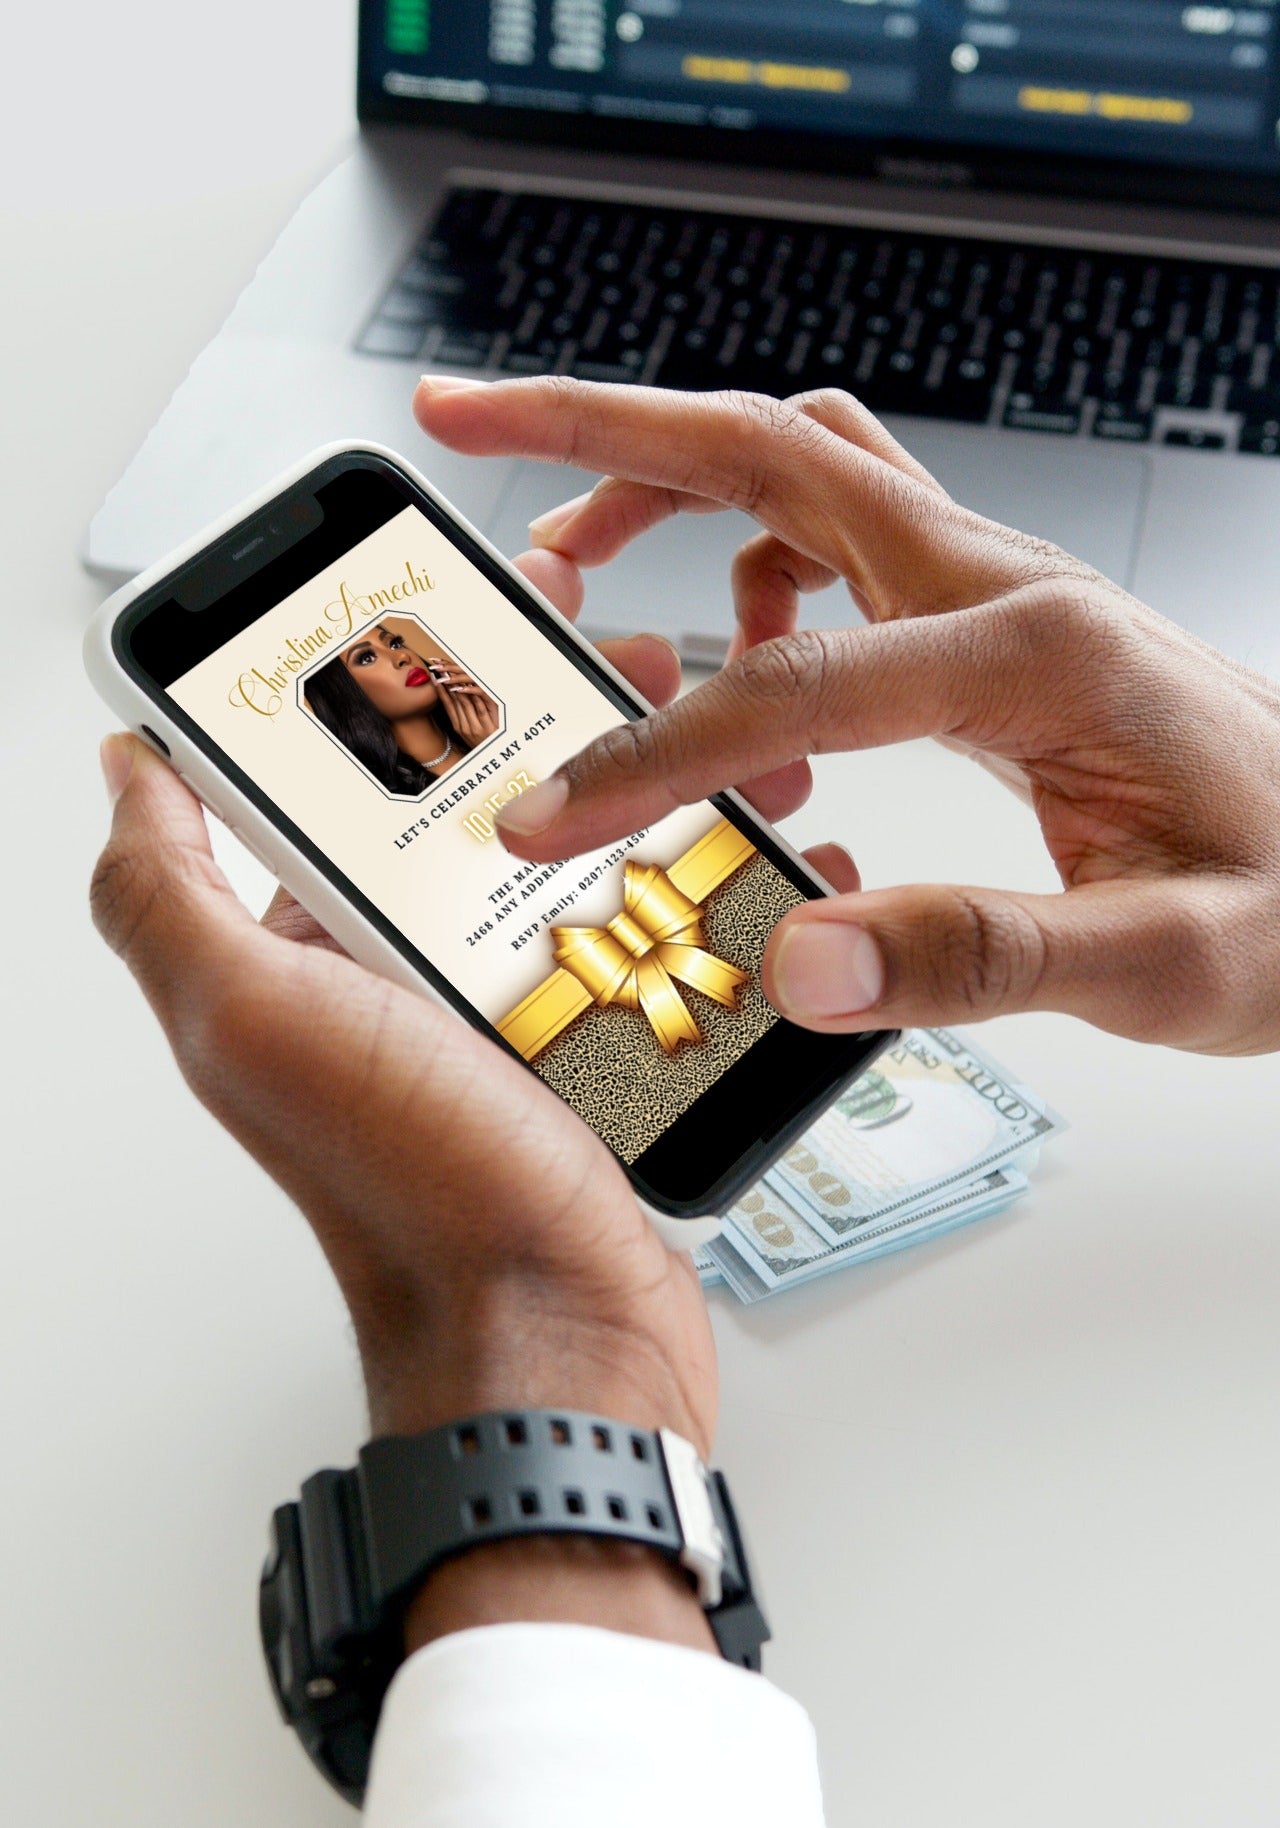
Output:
360 1284 714 1458
402 1534 718 1658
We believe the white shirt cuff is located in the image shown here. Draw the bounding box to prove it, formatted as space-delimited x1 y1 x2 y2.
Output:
362 1623 826 1828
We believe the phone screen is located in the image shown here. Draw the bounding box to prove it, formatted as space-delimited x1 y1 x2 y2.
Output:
122 455 887 1213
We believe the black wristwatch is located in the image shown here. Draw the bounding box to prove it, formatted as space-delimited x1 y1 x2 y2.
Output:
259 1409 770 1805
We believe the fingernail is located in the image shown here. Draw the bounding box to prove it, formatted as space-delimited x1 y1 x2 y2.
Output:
496 774 569 837
417 374 491 394
772 922 885 1019
100 732 135 806
529 491 595 546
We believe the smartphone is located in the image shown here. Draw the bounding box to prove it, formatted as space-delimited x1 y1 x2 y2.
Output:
86 445 895 1237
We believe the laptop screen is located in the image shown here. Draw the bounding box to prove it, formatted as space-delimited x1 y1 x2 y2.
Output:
359 1 1280 205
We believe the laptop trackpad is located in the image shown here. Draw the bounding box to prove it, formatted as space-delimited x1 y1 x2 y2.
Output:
485 427 1148 654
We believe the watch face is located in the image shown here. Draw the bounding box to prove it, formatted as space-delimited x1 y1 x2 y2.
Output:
259 1489 384 1806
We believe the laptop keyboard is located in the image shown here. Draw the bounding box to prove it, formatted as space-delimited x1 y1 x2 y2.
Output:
359 185 1280 458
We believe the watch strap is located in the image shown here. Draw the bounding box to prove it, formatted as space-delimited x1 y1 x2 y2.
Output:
358 1411 766 1667
362 1412 691 1599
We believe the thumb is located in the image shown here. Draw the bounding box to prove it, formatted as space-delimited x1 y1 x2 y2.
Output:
90 733 258 1027
762 875 1239 1048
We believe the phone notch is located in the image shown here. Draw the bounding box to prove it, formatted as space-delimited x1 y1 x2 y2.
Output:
172 493 326 613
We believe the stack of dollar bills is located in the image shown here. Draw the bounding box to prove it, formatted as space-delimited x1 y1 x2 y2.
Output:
695 1028 1064 1304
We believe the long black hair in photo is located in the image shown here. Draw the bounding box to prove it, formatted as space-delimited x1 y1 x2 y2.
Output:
305 653 465 796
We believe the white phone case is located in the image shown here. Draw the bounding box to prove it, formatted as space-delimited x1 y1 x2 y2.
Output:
84 441 845 1252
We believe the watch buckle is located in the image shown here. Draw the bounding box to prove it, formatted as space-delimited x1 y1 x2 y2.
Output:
658 1428 726 1609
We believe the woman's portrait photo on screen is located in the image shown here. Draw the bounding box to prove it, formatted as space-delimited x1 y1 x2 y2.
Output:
301 614 503 798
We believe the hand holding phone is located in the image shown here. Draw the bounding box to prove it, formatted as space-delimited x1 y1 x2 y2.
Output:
86 447 892 1224
91 728 719 1458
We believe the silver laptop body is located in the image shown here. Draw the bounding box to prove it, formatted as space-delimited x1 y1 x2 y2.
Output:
87 4 1280 677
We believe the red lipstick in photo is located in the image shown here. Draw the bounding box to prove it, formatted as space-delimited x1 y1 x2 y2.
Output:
405 667 430 689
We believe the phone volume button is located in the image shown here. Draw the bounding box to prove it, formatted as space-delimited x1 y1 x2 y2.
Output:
178 774 226 822
229 827 277 878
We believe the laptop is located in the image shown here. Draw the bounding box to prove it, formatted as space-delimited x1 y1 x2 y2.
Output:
87 0 1280 675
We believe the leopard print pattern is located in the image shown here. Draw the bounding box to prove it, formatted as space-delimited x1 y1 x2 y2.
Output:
533 854 808 1164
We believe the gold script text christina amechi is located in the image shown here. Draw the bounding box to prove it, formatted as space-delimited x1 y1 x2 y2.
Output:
228 561 436 717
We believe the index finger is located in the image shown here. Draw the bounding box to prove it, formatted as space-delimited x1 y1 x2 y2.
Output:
492 600 1049 862
525 383 946 572
416 377 930 598
414 377 1080 621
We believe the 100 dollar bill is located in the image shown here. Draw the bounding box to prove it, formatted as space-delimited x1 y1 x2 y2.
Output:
772 1027 1061 1246
692 1245 724 1289
711 1164 1028 1305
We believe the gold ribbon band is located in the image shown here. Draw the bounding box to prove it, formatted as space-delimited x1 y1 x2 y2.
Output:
497 819 757 1061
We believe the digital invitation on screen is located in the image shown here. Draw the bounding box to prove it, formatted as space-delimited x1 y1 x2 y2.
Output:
169 504 806 1162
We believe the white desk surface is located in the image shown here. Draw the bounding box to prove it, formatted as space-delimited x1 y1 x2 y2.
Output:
3 5 1278 1823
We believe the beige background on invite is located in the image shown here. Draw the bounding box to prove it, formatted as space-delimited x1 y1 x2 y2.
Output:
169 504 720 1015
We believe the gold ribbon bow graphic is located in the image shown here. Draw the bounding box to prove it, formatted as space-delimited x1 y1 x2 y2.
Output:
498 820 757 1060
